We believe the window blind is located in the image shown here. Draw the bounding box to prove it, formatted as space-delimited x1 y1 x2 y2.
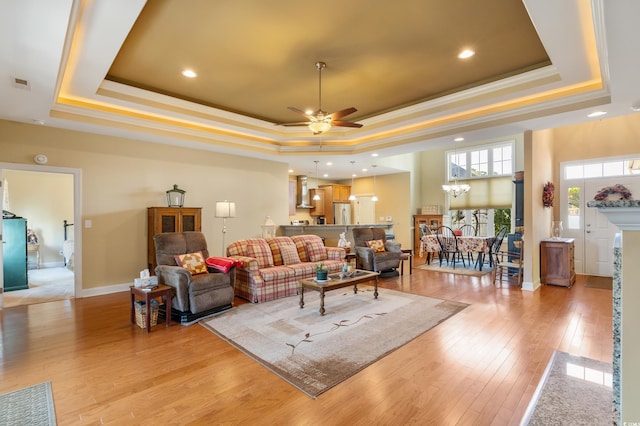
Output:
449 176 513 210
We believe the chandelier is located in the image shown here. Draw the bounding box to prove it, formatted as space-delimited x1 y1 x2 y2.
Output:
442 182 471 197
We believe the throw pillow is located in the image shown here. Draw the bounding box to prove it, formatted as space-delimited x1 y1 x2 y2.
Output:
246 243 275 269
175 251 208 275
366 239 386 253
280 243 301 265
205 256 241 273
305 240 328 262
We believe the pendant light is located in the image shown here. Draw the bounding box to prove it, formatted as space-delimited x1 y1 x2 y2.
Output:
371 164 378 202
312 160 321 201
348 161 356 201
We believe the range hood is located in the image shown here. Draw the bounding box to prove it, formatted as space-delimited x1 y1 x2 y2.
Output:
296 175 314 208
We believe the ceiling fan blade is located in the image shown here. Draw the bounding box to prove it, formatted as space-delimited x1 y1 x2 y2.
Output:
330 107 357 120
332 121 363 128
288 107 309 117
281 122 312 126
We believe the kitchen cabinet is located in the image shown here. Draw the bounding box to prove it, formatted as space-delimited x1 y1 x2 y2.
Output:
147 207 202 272
412 214 443 256
319 184 351 203
540 238 575 287
2 217 28 292
309 189 325 216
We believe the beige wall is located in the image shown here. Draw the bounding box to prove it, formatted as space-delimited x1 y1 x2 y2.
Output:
525 129 555 290
0 120 289 290
2 170 74 266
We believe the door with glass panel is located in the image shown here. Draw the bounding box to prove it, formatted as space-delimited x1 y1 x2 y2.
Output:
562 166 639 276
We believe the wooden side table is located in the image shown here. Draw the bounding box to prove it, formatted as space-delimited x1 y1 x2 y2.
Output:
130 284 174 332
400 249 413 275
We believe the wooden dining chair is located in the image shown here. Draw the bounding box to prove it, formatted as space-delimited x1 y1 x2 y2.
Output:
493 233 523 286
435 225 465 269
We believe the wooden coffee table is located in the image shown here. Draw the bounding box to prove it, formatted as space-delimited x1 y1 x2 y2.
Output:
299 269 380 316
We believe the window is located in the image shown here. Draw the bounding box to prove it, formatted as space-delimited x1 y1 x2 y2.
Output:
564 158 640 180
448 208 510 236
447 141 513 181
567 187 580 230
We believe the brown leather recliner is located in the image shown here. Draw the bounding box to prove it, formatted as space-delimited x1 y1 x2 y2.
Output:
154 232 235 324
352 227 401 276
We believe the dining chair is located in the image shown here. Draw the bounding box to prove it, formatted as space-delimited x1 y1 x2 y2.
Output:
459 224 476 236
435 225 465 269
487 226 508 269
493 233 524 286
458 224 477 264
420 224 435 264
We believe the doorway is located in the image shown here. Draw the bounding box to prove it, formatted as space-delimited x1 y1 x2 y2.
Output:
561 164 639 277
0 163 81 308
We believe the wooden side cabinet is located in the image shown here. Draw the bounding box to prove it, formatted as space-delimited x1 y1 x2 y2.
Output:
540 238 576 287
147 207 202 272
412 214 443 256
309 189 325 217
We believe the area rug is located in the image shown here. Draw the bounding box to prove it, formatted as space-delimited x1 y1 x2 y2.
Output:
417 261 492 277
584 275 613 290
201 286 468 398
521 351 614 425
0 382 57 425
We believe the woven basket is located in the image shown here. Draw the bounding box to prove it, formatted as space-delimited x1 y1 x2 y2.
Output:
134 300 159 329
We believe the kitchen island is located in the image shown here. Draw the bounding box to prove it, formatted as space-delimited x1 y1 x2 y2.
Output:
279 223 395 247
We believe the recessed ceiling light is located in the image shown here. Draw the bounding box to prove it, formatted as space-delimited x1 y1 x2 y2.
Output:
288 169 294 173
454 137 464 142
362 168 368 172
323 173 329 178
458 49 475 59
371 153 379 157
326 162 333 166
587 111 607 118
181 69 197 78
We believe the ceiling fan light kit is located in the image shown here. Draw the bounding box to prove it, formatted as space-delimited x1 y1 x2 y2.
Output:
281 61 363 135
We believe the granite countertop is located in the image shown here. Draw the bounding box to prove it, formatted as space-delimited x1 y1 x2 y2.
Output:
586 200 640 208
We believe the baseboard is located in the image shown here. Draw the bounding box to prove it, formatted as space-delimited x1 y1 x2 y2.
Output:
159 304 232 325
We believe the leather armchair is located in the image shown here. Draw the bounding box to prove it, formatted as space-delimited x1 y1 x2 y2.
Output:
352 227 401 276
154 232 235 324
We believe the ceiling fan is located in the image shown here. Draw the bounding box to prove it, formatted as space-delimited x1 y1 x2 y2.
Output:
280 61 363 135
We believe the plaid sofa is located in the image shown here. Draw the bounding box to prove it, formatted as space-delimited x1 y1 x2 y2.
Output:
226 235 346 303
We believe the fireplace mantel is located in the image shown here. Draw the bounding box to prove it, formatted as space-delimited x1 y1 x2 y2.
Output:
586 200 640 230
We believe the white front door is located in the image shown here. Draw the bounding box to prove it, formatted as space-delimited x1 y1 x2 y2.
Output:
562 176 637 277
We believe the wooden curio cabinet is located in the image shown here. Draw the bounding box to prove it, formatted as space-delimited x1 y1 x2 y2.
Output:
147 207 202 272
412 214 443 255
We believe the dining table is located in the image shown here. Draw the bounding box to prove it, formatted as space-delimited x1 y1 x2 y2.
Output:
419 234 496 270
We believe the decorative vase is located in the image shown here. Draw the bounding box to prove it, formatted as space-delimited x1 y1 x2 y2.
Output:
316 271 328 281
551 220 563 239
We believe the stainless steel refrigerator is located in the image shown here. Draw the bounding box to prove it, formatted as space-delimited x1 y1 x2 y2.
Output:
333 203 352 225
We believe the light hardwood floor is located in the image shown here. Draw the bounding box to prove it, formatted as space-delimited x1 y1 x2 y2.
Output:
0 267 612 425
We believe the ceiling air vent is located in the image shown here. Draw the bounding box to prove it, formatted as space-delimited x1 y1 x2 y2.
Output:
11 76 31 90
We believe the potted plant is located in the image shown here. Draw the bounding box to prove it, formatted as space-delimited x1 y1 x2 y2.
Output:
315 263 329 281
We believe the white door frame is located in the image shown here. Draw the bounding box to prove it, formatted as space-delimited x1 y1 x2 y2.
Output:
560 160 640 277
0 162 82 307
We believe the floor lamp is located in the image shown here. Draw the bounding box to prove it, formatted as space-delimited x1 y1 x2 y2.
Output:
215 200 236 256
